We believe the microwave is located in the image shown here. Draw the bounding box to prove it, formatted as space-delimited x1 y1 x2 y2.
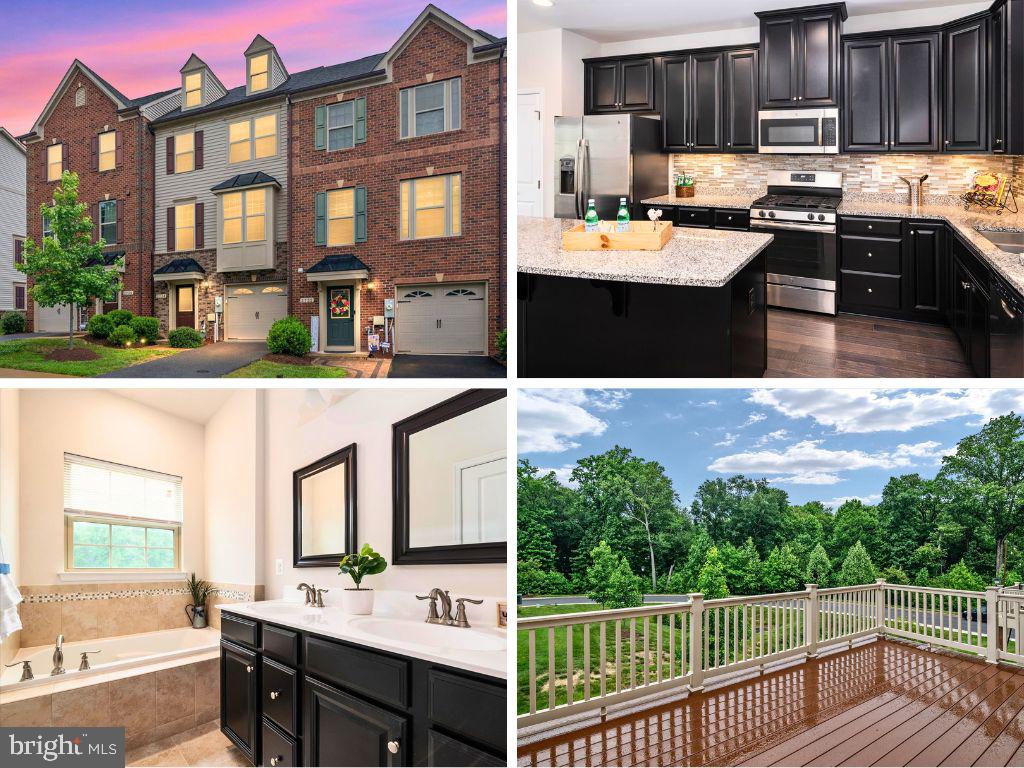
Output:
758 108 839 154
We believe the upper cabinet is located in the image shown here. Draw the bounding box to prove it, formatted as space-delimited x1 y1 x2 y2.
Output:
943 15 988 152
725 48 760 151
757 4 846 108
989 0 1024 154
584 57 657 114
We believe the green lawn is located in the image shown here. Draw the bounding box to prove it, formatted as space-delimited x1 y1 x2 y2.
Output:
0 338 178 376
225 360 349 378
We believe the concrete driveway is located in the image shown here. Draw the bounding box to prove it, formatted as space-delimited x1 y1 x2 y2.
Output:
0 331 70 341
388 355 506 378
98 341 268 378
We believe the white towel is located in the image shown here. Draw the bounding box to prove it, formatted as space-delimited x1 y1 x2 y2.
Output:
0 535 22 641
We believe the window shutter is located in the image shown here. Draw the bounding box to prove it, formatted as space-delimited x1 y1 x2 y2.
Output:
116 200 124 244
195 202 204 249
14 239 23 264
90 136 98 171
115 131 123 167
194 131 204 169
41 145 47 181
400 89 410 138
355 186 367 243
61 142 68 173
314 106 326 150
167 207 175 251
355 98 367 144
314 192 326 245
166 136 174 174
92 202 99 240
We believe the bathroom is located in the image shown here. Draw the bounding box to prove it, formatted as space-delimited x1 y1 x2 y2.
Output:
0 388 508 766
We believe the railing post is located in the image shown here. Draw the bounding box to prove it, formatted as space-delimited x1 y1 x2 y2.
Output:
986 585 999 664
806 584 819 659
689 592 704 693
876 579 887 635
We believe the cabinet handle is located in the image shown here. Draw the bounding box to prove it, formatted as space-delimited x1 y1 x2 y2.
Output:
270 757 282 766
996 139 1003 145
945 140 950 145
867 288 873 293
387 741 400 755
868 252 873 257
245 665 253 673
270 690 281 700
963 281 971 290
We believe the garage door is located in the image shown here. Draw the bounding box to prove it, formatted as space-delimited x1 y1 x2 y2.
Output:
226 284 288 340
35 303 77 333
395 282 486 355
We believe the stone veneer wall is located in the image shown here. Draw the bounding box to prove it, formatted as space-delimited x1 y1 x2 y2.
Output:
670 154 1024 198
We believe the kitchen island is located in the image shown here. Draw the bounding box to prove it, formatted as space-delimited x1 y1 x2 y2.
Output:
517 216 774 377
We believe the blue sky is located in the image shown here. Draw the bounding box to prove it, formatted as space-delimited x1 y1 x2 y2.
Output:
518 388 1024 509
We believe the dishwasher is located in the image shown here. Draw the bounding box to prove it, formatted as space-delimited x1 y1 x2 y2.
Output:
990 278 1024 377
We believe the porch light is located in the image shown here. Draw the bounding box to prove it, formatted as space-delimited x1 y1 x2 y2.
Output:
366 280 378 291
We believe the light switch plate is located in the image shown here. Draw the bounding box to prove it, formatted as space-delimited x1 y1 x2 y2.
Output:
275 558 284 575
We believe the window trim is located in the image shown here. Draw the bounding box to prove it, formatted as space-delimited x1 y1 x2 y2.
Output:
175 201 196 252
400 173 462 241
327 101 355 151
326 188 356 246
46 143 63 182
220 188 267 245
98 130 116 172
65 513 181 572
249 53 269 93
174 132 195 174
400 77 462 139
228 114 277 163
99 200 117 244
13 283 26 311
184 72 202 108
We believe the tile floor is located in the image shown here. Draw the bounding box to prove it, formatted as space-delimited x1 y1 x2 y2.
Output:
126 720 248 767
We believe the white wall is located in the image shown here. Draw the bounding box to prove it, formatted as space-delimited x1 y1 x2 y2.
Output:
17 390 206 585
263 389 507 600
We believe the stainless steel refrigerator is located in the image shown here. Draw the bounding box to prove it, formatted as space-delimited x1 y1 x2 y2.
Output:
554 114 668 220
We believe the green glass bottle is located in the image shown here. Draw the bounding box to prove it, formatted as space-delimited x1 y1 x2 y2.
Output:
616 197 630 232
584 199 599 232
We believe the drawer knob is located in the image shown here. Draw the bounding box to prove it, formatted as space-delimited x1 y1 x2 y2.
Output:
728 216 733 220
868 253 872 257
868 225 873 230
270 690 281 700
270 756 283 766
387 741 400 755
245 665 253 673
867 288 873 293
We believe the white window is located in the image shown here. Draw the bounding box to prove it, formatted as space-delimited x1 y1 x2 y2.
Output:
175 202 195 251
174 133 194 173
400 78 461 139
327 102 355 150
327 188 355 246
249 54 269 92
42 213 53 239
400 174 462 240
63 453 183 571
75 87 86 107
222 189 266 245
99 200 117 244
47 144 62 182
229 114 276 162
184 72 202 108
98 130 115 172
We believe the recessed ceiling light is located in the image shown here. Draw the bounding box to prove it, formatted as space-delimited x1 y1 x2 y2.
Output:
533 0 554 6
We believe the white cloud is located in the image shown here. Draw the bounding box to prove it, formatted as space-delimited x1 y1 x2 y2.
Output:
755 429 790 447
748 389 1024 434
517 389 629 453
715 432 738 447
773 471 843 485
538 465 577 487
819 494 883 509
697 400 719 408
743 412 767 427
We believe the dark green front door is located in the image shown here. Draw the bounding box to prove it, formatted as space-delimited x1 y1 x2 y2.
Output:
327 286 354 347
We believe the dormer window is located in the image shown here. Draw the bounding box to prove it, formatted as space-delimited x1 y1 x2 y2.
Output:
184 72 202 108
249 54 269 92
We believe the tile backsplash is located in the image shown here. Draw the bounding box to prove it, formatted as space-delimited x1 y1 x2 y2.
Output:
670 153 1024 198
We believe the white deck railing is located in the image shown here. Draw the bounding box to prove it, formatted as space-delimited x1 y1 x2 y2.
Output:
518 580 1022 728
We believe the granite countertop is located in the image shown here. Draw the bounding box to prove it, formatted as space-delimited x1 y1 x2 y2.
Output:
517 216 773 287
641 191 761 209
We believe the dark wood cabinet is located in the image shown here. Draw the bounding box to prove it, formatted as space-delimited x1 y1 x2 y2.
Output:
906 223 946 318
662 55 690 150
842 37 889 151
724 48 759 151
661 52 722 151
951 235 991 376
305 678 408 767
988 0 1024 154
221 641 259 763
944 16 989 151
585 58 656 113
991 2 1007 152
757 4 846 107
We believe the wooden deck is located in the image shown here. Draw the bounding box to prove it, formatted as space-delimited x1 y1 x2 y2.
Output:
518 640 1024 767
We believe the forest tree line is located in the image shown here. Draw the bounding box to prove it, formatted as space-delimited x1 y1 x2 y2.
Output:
518 414 1024 607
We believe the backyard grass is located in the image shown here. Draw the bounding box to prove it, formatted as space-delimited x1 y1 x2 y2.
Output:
0 337 178 376
225 361 349 378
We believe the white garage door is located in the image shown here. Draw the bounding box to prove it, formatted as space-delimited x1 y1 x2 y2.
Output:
395 282 486 355
226 284 288 340
35 303 78 333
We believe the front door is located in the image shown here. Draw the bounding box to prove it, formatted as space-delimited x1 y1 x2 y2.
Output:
327 286 354 348
175 284 195 329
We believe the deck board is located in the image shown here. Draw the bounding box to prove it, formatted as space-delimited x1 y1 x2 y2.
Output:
518 640 1024 767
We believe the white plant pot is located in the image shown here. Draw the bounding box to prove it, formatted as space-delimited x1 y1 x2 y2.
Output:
342 588 375 615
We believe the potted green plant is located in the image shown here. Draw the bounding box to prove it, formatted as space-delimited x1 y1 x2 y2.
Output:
338 544 388 615
185 573 214 628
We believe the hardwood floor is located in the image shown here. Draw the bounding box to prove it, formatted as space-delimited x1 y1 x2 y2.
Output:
767 310 973 378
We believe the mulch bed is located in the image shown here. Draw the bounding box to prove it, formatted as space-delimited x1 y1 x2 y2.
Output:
45 347 100 362
263 353 318 366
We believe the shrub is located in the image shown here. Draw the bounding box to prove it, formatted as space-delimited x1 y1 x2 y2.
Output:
105 308 133 327
267 316 311 356
108 325 136 348
495 329 507 361
168 327 204 348
1 311 26 335
129 316 160 343
86 313 114 339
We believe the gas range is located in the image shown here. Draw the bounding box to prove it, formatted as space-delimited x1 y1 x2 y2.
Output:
750 171 843 228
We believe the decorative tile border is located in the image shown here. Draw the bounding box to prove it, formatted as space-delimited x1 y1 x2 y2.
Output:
20 586 253 603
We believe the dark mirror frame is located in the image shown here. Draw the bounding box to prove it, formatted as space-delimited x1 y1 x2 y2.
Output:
293 443 357 568
393 389 507 565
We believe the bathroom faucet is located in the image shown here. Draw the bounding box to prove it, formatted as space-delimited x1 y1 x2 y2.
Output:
297 583 316 606
51 635 65 676
313 587 329 608
453 597 484 628
417 588 453 625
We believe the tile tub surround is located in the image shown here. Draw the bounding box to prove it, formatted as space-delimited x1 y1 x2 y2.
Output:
516 215 773 287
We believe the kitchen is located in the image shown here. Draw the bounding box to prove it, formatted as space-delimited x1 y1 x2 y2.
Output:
517 0 1024 378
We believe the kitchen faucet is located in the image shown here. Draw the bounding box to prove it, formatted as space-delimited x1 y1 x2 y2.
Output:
51 635 65 675
898 174 929 205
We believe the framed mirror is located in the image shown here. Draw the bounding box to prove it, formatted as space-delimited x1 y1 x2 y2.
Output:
293 443 357 568
393 390 507 565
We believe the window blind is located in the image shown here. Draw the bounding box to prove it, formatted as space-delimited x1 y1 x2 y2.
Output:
63 453 183 523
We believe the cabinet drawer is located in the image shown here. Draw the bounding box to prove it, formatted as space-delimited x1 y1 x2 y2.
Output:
841 271 901 309
676 207 714 227
428 730 504 767
262 658 298 737
262 718 298 768
263 624 299 667
427 670 505 753
305 636 409 709
841 216 902 238
221 613 259 650
714 208 749 230
841 236 901 275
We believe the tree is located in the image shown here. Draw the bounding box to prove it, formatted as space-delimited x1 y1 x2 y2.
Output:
585 540 642 609
696 546 730 599
17 172 121 348
838 541 877 586
763 545 802 593
681 528 713 592
719 537 762 595
942 559 986 592
805 543 833 587
829 500 882 564
941 413 1024 579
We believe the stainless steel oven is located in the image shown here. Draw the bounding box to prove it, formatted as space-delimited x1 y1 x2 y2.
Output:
754 222 838 314
758 108 839 154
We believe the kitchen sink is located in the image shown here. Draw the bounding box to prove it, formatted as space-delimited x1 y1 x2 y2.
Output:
350 617 507 653
977 229 1024 254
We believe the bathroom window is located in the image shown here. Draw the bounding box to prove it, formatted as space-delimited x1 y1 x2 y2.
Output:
63 453 182 571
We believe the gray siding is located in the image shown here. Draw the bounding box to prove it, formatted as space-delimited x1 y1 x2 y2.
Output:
142 91 182 121
203 72 227 105
270 52 288 90
153 99 289 254
0 135 26 311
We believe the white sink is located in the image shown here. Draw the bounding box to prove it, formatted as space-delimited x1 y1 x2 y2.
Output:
350 617 506 653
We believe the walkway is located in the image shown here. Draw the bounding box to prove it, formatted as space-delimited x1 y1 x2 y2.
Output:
98 341 267 378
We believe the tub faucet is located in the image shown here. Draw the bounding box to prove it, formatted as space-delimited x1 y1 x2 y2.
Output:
51 634 65 676
4 660 34 681
297 583 315 606
79 651 101 671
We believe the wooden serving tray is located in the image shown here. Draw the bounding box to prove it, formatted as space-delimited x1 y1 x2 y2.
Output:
561 220 673 251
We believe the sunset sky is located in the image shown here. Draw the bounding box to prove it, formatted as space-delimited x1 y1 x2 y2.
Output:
0 0 506 136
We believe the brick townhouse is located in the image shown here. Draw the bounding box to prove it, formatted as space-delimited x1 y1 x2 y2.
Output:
18 62 179 332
